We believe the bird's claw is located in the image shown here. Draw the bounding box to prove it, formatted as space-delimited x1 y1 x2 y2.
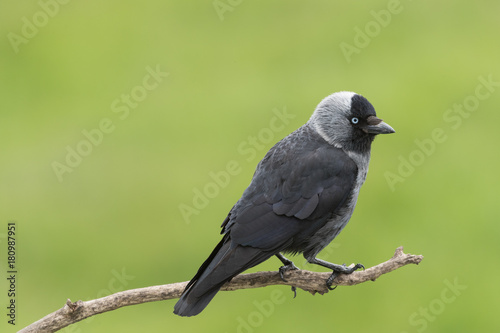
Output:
325 263 364 290
348 263 364 272
326 272 339 290
278 262 299 282
278 261 299 298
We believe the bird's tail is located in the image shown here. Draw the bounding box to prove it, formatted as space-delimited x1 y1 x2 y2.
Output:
174 236 272 317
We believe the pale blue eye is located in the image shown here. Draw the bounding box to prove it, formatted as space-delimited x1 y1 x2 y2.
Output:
351 117 359 124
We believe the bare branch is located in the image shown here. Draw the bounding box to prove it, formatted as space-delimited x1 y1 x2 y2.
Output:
19 246 422 333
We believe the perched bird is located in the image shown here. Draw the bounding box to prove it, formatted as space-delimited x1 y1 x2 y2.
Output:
174 91 394 317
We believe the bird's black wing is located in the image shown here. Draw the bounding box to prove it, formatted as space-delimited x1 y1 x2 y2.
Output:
224 128 357 252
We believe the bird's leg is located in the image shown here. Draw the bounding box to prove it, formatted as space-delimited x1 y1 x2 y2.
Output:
276 253 299 282
306 257 364 290
276 253 299 298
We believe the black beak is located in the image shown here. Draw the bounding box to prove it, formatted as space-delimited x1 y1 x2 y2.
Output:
363 116 395 135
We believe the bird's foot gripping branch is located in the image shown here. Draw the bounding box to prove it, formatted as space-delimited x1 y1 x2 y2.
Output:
236 246 422 296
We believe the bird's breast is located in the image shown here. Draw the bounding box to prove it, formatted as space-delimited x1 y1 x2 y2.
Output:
302 150 371 259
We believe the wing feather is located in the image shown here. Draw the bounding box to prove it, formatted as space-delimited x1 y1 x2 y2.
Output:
225 131 357 252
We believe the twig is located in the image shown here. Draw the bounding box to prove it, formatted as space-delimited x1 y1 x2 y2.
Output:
18 246 422 333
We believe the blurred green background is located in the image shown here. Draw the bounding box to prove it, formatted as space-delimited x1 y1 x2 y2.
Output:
1 1 499 332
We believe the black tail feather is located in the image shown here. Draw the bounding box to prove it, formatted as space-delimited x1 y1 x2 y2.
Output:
174 236 272 316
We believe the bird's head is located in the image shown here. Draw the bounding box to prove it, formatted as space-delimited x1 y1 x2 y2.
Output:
308 91 395 153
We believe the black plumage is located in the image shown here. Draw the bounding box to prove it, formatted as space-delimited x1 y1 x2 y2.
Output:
174 92 394 316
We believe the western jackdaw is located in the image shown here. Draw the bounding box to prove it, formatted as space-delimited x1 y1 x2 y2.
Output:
174 91 395 316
